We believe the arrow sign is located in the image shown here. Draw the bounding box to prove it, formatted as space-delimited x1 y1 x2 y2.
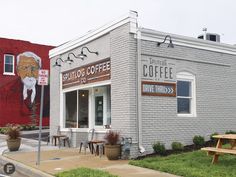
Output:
142 81 176 97
165 87 174 94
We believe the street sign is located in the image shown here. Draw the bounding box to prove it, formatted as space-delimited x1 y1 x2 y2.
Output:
142 81 176 97
38 70 49 86
37 69 48 165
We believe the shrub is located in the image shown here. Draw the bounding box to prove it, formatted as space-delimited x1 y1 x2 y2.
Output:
0 127 8 134
225 130 236 134
20 124 37 131
193 135 205 147
5 124 21 139
171 142 184 151
104 130 120 145
152 141 166 155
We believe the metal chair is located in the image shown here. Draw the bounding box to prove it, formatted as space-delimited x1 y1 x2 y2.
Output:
79 128 95 154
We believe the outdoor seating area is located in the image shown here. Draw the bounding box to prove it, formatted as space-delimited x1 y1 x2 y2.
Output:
201 134 236 164
49 126 72 148
49 127 106 157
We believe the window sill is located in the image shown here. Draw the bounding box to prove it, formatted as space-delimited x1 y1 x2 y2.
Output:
3 72 15 76
60 127 109 133
61 128 88 132
177 114 196 118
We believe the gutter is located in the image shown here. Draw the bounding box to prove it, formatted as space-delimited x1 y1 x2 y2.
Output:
137 29 145 154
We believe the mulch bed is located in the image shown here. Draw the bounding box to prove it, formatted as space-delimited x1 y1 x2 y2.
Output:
134 140 217 160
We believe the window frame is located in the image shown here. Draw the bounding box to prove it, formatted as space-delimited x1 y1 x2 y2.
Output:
62 84 111 130
3 54 15 75
93 86 109 129
177 72 196 117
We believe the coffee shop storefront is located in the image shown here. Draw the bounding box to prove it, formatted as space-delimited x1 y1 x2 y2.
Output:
62 59 111 129
50 11 236 158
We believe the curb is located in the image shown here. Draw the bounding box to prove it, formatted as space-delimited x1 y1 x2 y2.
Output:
0 155 53 177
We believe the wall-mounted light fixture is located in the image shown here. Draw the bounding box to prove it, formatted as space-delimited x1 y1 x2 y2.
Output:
53 46 99 67
79 47 99 59
157 35 174 48
53 58 64 67
67 46 99 61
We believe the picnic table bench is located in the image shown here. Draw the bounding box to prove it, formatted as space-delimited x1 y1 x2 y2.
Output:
201 134 236 164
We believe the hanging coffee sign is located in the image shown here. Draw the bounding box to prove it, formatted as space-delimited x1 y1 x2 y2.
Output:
62 58 110 89
141 56 176 97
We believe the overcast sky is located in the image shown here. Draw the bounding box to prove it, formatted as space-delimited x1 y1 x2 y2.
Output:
1 0 235 46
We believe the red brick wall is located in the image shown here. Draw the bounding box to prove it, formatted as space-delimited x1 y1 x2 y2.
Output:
0 38 54 127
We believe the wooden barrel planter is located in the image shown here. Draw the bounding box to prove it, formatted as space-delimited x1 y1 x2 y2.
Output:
105 144 121 160
6 138 21 151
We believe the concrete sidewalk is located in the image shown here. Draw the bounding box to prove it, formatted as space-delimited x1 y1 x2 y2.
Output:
0 135 179 177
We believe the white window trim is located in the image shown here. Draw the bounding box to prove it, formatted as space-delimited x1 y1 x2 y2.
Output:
177 72 196 117
3 54 15 75
61 84 110 131
60 78 111 131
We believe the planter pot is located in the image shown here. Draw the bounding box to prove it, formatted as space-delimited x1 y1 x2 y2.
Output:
105 144 121 160
6 138 21 151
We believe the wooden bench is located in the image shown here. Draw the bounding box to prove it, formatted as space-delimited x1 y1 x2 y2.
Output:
201 147 236 163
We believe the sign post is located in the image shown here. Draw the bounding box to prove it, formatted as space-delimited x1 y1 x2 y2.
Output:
36 69 49 165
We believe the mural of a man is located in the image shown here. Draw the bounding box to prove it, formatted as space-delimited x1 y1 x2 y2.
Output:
17 52 41 104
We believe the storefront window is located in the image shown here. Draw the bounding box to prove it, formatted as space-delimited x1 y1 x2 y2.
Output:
78 90 89 128
65 91 77 128
64 85 111 128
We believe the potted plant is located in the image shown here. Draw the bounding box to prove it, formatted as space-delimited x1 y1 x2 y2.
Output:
104 130 121 160
5 124 21 151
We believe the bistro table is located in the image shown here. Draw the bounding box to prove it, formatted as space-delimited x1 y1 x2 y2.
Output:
201 134 236 163
89 140 105 156
51 135 67 146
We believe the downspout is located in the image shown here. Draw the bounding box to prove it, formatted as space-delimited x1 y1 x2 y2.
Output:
137 29 145 153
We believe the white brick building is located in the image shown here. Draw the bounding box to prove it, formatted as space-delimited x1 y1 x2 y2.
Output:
49 11 236 158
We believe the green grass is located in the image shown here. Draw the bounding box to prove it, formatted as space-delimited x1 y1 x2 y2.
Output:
55 167 117 177
129 150 236 177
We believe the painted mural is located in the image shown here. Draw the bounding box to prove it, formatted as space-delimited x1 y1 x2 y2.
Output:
17 52 41 104
0 38 54 127
16 52 41 124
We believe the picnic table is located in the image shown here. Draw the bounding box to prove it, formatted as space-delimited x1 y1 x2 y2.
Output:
201 134 236 164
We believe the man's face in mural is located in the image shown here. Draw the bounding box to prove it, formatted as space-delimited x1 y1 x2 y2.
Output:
17 56 39 79
17 53 41 104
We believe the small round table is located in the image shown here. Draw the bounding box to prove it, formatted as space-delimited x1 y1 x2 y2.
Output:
52 135 67 146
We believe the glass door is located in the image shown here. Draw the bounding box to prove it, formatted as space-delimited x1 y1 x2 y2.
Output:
95 95 103 126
